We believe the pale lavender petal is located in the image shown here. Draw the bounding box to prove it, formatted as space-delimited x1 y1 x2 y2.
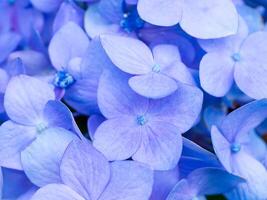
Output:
181 0 238 39
84 5 120 38
198 16 248 52
4 75 55 126
132 122 182 170
60 140 110 200
21 127 77 187
148 84 203 133
129 73 178 99
0 32 21 63
31 184 85 200
30 0 63 12
137 0 182 26
99 161 153 200
48 22 89 70
0 121 36 170
97 70 148 118
231 151 267 198
162 61 195 86
200 52 235 97
150 165 180 200
53 2 84 33
8 50 50 76
100 35 153 74
93 117 142 161
152 44 181 67
235 31 267 99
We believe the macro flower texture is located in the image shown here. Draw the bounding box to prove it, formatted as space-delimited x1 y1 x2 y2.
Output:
1 0 267 200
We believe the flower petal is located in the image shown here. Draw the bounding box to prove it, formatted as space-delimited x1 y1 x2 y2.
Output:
137 0 182 26
4 75 55 126
100 35 153 74
235 31 267 99
200 52 235 97
93 117 142 161
48 22 89 70
181 0 238 39
60 140 110 200
31 184 85 200
0 121 36 170
132 122 182 170
21 127 77 187
148 83 203 133
129 73 178 99
99 161 153 200
97 70 148 118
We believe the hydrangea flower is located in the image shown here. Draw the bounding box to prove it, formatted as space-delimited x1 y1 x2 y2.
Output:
31 139 153 200
211 99 267 199
100 34 195 98
93 69 203 170
0 75 80 172
199 17 267 99
137 0 238 39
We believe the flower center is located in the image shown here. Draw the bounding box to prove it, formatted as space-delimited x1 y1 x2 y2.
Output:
231 143 241 153
53 71 75 89
152 64 161 73
231 53 241 62
136 115 147 126
120 8 144 33
36 123 47 134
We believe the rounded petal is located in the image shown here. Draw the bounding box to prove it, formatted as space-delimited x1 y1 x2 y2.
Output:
30 0 63 13
231 151 267 199
162 61 195 86
48 22 89 70
60 140 110 200
235 31 267 99
4 75 55 126
137 0 182 26
99 161 153 200
200 52 235 97
100 35 153 75
84 5 120 38
97 70 148 118
129 73 178 99
181 0 238 39
93 118 142 161
198 16 248 53
0 32 21 63
31 184 85 200
148 83 203 133
133 122 182 170
21 127 77 187
0 121 36 170
152 44 181 67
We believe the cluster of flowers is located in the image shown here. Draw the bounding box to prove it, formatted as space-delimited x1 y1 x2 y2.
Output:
1 0 267 199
